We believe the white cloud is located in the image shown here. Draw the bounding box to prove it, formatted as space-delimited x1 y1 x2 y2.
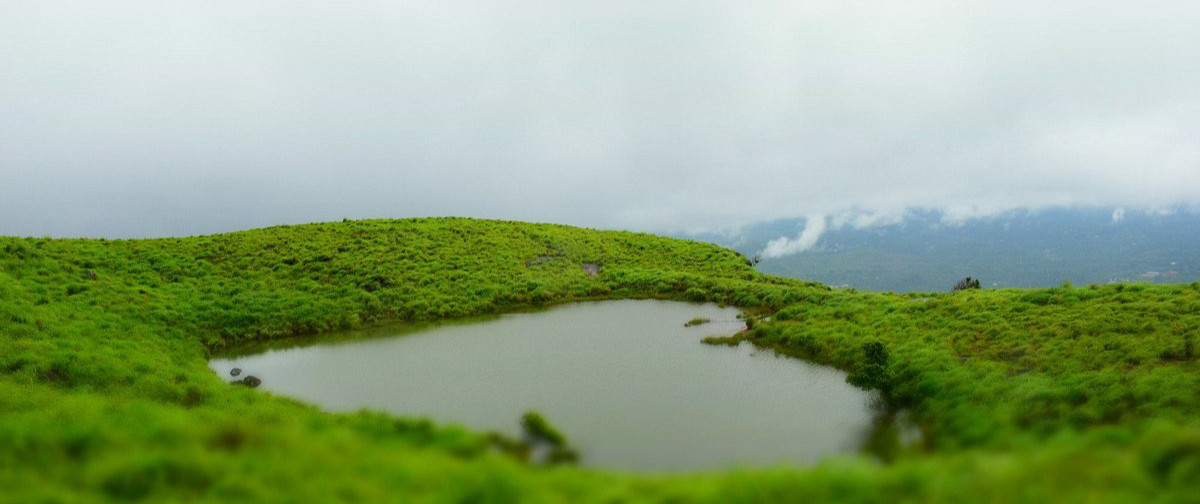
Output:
2 0 1199 237
761 209 909 258
761 214 828 258
829 209 908 230
1112 208 1126 223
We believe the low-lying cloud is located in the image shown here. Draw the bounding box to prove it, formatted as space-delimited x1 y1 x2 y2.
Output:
762 214 829 258
760 208 917 258
2 1 1199 238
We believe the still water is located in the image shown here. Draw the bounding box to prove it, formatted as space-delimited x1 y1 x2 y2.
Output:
210 300 875 471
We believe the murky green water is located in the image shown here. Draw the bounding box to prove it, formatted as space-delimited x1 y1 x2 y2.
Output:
210 300 876 471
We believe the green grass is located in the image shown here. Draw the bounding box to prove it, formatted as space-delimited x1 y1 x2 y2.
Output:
1 217 1198 502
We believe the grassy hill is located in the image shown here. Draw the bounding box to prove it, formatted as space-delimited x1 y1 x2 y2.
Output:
1 218 1198 502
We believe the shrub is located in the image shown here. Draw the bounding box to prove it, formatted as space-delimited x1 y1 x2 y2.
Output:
520 411 579 466
952 277 981 292
847 341 893 395
520 411 566 448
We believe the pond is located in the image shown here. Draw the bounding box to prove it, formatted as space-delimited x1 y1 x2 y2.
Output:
209 300 877 472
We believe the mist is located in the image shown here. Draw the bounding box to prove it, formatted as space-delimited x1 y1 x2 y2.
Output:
762 214 828 258
2 0 1199 238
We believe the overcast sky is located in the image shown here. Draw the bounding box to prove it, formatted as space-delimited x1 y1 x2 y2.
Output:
2 0 1198 238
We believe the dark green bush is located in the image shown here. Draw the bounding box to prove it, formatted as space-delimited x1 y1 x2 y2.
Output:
521 411 566 448
846 341 893 395
952 277 981 292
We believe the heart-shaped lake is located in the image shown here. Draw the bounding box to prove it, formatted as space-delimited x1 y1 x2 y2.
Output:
210 300 876 471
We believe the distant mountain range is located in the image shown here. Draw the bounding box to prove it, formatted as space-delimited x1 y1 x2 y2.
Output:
682 207 1200 292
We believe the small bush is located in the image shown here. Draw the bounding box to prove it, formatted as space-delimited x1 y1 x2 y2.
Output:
952 277 981 292
847 341 893 394
520 411 566 448
520 411 579 466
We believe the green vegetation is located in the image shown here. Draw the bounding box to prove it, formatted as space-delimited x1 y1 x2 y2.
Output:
520 411 578 466
684 317 711 327
845 342 894 397
2 217 1199 502
951 276 981 292
521 412 567 448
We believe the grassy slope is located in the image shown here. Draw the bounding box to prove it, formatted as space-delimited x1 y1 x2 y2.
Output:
1 218 1198 502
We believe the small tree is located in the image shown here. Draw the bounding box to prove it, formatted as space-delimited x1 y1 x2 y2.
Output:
952 277 981 292
847 341 893 394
